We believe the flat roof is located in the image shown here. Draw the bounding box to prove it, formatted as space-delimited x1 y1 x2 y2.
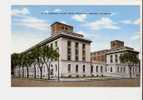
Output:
22 32 91 54
50 22 73 28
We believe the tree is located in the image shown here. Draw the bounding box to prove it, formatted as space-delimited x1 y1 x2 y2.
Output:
120 52 139 78
40 45 59 80
11 53 19 77
30 49 37 79
22 53 34 78
11 53 24 78
32 47 44 79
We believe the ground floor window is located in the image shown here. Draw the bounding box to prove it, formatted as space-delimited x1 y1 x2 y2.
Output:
110 67 112 72
76 65 78 73
100 66 103 73
105 66 107 72
68 64 71 73
96 66 98 72
83 65 85 73
91 65 93 73
117 67 119 72
55 64 57 72
50 69 53 75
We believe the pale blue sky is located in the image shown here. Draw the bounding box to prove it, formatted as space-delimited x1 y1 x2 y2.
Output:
11 5 141 53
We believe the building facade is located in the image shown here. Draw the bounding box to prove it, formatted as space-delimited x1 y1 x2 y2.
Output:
14 22 140 79
91 40 140 78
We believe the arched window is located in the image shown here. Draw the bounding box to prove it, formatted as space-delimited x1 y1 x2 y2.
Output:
96 66 98 72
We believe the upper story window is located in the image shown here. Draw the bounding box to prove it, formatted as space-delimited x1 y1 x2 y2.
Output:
75 42 79 48
55 41 58 47
115 54 118 63
67 40 71 60
67 41 71 46
82 44 86 61
110 55 113 63
82 44 85 49
75 42 79 61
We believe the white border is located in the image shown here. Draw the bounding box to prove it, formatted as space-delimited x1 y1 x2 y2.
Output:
0 0 142 100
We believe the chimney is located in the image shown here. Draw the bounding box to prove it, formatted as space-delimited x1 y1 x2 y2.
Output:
50 22 73 36
111 40 124 49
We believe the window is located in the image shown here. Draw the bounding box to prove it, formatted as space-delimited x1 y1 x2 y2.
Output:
100 66 103 73
83 65 85 73
91 65 93 73
115 54 118 63
68 64 71 73
76 65 78 73
96 66 98 72
105 66 107 72
55 64 57 72
50 43 53 48
110 67 112 72
75 42 79 61
68 55 71 60
120 67 122 72
117 67 119 72
67 41 71 46
110 55 113 63
50 69 53 75
67 41 71 60
82 44 86 61
123 67 126 72
55 41 58 47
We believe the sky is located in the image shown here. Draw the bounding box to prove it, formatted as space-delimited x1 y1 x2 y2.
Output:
11 5 141 54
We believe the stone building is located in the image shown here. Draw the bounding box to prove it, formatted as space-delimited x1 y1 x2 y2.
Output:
91 40 140 78
14 22 140 79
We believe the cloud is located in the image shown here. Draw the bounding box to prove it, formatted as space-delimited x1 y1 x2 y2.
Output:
72 14 87 22
12 32 46 53
85 17 120 30
53 9 62 12
76 31 85 35
43 10 49 14
133 18 140 25
60 21 67 24
11 8 30 17
111 12 116 16
15 16 50 31
121 18 141 25
130 32 141 41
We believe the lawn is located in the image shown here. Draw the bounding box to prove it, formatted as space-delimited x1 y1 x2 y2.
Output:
11 78 140 87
